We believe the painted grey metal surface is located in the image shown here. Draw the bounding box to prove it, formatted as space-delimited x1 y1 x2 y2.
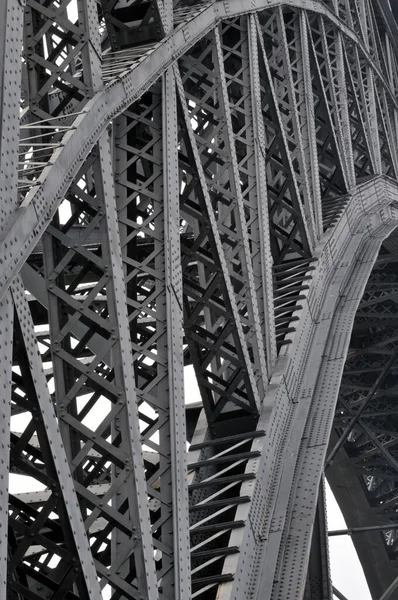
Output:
2 1 398 599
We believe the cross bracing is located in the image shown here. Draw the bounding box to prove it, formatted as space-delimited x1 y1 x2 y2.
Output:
2 0 398 599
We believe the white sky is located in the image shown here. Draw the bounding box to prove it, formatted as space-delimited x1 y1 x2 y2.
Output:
328 483 372 600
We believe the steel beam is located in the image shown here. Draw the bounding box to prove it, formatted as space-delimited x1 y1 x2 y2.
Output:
0 0 24 231
0 292 14 599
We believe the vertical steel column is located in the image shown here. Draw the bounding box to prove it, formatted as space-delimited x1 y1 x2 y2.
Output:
300 10 323 238
274 6 317 247
11 276 103 600
162 68 191 598
78 0 102 93
0 0 24 232
0 8 28 591
363 1 383 173
98 131 159 598
214 25 268 395
162 0 173 33
255 13 313 259
248 14 277 370
112 77 189 594
334 28 356 188
175 63 261 419
0 292 14 599
317 17 352 189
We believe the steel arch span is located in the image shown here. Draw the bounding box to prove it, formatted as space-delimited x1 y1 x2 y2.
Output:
2 0 398 599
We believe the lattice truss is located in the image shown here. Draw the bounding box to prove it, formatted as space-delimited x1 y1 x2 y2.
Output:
1 0 398 599
327 230 398 600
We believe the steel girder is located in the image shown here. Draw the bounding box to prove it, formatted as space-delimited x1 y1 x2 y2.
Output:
2 1 398 600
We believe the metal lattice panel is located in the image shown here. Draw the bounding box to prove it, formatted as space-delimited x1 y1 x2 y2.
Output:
2 1 398 599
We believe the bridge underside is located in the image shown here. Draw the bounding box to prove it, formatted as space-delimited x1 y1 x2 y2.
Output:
326 228 398 599
2 1 398 600
328 431 398 598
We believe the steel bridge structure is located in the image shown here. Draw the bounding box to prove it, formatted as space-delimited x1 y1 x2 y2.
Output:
2 0 398 599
